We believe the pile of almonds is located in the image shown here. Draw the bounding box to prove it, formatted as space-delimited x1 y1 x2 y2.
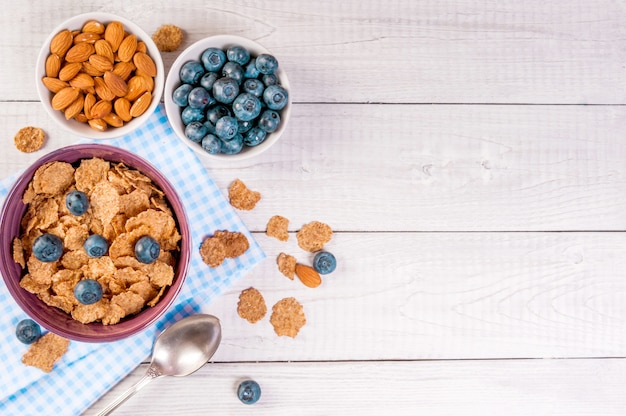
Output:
42 19 157 132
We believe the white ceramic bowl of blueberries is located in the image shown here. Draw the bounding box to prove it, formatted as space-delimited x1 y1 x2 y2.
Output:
164 35 291 161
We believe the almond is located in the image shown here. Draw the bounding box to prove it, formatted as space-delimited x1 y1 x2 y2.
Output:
45 54 61 78
135 73 154 92
104 21 125 52
104 71 128 97
89 54 113 73
64 94 84 120
90 99 112 119
65 43 95 63
51 87 80 111
75 113 89 123
42 77 69 93
58 62 82 82
113 97 132 121
73 32 100 44
94 39 115 63
112 61 135 81
82 20 105 35
133 52 157 77
84 93 96 119
124 75 148 102
88 118 108 132
94 77 116 101
50 29 73 57
103 112 124 127
295 264 322 288
129 91 152 117
136 41 147 54
82 61 104 77
69 73 94 90
117 34 137 62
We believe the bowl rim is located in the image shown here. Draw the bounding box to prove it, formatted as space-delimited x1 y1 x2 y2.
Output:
0 144 191 342
163 34 292 162
35 12 165 140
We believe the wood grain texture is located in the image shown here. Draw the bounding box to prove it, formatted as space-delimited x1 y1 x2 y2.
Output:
2 0 626 103
85 359 626 415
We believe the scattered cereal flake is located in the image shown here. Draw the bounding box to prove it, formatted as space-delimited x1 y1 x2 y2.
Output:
72 300 109 324
90 181 120 225
199 237 226 268
237 287 267 324
277 253 296 280
214 230 249 258
13 237 25 268
296 221 333 252
14 126 45 153
266 215 289 241
22 333 70 373
228 179 261 210
270 297 306 338
32 162 75 196
75 158 110 194
152 24 184 52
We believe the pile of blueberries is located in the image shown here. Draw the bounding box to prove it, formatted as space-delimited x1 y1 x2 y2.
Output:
172 45 289 155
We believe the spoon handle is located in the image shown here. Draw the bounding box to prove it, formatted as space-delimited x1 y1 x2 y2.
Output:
96 366 162 416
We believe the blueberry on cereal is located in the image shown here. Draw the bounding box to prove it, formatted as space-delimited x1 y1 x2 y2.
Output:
74 279 103 305
84 234 108 258
135 235 160 264
32 233 63 262
66 190 89 216
16 319 42 344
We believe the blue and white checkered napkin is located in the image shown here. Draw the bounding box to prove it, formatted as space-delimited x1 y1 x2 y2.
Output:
0 105 265 415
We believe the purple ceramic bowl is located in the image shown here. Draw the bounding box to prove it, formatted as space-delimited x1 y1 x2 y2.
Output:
0 144 191 343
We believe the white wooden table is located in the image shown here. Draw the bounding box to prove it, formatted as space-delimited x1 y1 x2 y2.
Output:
2 1 626 414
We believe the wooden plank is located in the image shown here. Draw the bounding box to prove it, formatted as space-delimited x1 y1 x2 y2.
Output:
85 358 626 415
1 102 625 231
2 0 626 104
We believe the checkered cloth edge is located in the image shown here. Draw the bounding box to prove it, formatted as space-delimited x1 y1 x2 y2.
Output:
0 105 265 415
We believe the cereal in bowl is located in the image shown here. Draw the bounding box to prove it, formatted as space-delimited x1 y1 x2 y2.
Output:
14 157 181 325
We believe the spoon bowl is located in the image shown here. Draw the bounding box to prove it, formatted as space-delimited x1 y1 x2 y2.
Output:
97 314 221 415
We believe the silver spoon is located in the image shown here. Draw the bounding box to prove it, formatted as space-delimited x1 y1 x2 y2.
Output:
97 314 222 416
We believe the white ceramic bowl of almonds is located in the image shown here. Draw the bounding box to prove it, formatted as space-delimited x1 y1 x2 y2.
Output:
36 12 164 139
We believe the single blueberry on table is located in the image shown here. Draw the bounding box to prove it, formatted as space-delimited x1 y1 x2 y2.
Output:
262 74 279 87
15 319 42 344
32 233 63 262
313 251 337 274
263 85 289 110
222 62 244 85
201 134 221 154
257 109 281 133
65 190 88 216
232 93 262 121
179 61 205 85
74 279 103 305
255 54 278 75
212 77 239 104
135 235 160 264
185 121 209 143
226 45 250 66
237 380 261 405
187 87 213 109
244 58 260 79
201 47 226 72
215 116 239 140
242 79 264 97
181 106 205 125
172 84 194 107
84 234 108 258
206 104 232 125
199 72 219 91
243 127 267 147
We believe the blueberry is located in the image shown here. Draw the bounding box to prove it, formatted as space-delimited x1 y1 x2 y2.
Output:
262 85 288 110
242 79 264 97
255 54 278 75
243 127 267 147
202 134 222 154
188 87 213 109
244 58 260 79
66 190 88 216
237 119 253 134
32 233 63 262
226 45 250 65
185 121 209 143
201 48 226 72
237 380 261 405
212 77 239 104
232 93 262 121
135 236 160 264
74 279 103 305
222 62 244 84
262 74 279 87
199 72 219 91
172 84 194 107
313 251 336 274
181 106 205 125
180 61 205 85
203 120 217 135
206 104 232 125
15 319 42 344
84 234 108 258
257 109 281 133
215 116 239 140
220 134 243 154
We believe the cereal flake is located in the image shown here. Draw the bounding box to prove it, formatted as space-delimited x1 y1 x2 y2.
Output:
228 179 261 210
22 333 70 373
152 24 184 52
199 237 226 268
277 252 297 280
237 287 267 324
214 230 249 258
266 215 289 241
14 126 45 153
270 297 306 338
296 221 333 252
